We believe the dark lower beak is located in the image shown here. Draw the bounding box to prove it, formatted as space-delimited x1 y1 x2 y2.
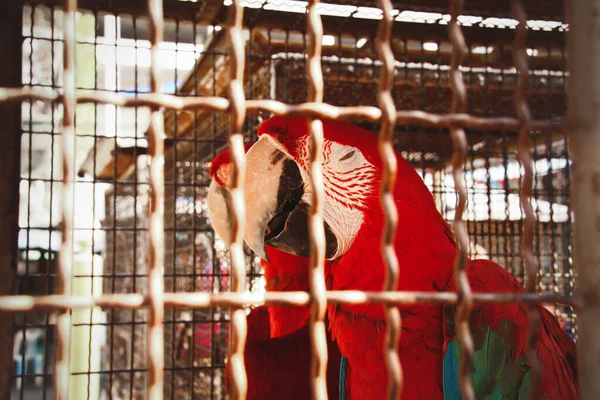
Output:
265 200 338 259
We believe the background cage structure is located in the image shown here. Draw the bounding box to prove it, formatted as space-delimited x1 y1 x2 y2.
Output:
0 0 595 399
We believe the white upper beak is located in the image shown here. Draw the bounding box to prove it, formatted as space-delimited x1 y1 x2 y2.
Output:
207 136 289 261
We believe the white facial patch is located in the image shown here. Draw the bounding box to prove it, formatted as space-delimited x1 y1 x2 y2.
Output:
292 139 377 260
323 141 376 258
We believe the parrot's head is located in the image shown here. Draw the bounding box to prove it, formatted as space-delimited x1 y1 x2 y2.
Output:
237 116 383 261
209 116 457 292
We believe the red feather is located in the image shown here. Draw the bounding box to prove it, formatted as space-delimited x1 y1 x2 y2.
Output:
209 142 255 187
264 247 312 338
225 306 342 400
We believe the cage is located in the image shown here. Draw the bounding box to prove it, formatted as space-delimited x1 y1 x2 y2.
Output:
0 0 594 399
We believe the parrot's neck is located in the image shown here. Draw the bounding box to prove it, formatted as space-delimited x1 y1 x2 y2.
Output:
324 181 457 400
263 247 312 338
327 167 458 301
336 216 456 292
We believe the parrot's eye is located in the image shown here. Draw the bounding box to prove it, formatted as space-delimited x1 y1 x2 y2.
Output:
339 150 356 162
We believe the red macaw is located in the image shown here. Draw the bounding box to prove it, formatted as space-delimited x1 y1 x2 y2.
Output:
207 145 342 399
229 116 578 400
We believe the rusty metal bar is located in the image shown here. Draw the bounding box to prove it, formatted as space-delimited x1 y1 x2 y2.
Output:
225 1 248 399
0 294 146 310
0 87 566 133
162 291 580 309
55 0 78 399
511 2 543 398
448 0 475 399
0 291 581 312
565 0 600 399
147 0 166 398
305 1 329 399
375 1 402 399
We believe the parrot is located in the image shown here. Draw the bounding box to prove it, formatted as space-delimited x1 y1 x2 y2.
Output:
207 144 342 399
210 115 578 400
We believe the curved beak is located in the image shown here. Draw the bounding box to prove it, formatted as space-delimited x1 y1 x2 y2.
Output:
243 136 338 261
242 136 306 261
206 136 302 261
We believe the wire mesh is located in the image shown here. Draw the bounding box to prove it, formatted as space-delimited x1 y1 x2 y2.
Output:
0 0 578 399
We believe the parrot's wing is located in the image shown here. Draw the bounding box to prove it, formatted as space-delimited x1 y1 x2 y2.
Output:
442 304 531 400
441 259 577 400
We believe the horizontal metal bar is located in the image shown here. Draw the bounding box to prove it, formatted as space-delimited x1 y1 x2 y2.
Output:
0 86 565 132
17 364 228 378
0 87 229 112
0 293 146 310
17 318 233 329
0 291 581 312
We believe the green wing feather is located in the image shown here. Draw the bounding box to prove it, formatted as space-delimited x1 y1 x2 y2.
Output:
443 306 531 400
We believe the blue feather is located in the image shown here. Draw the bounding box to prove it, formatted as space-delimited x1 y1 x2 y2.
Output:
443 317 531 400
339 355 348 400
443 340 462 400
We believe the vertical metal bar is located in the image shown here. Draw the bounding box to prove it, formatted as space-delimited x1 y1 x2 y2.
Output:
56 0 77 398
190 19 199 400
208 21 218 400
0 2 22 398
226 2 248 399
374 1 402 399
131 15 139 400
21 5 35 399
169 19 181 399
566 0 600 398
44 9 58 399
108 12 118 398
448 1 475 399
147 0 166 398
305 1 328 399
511 3 543 399
88 10 100 400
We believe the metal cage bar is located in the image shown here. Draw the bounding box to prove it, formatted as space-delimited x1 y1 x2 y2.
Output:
146 0 167 398
225 1 248 399
567 0 600 399
447 0 475 398
305 1 329 399
0 290 580 311
0 1 585 400
55 0 77 398
0 88 566 132
511 1 543 398
374 1 402 398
